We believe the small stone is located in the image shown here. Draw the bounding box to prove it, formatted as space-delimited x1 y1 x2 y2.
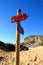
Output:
27 63 30 65
34 57 37 61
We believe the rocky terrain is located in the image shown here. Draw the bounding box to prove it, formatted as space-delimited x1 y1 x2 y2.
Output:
24 35 43 47
0 46 43 65
0 35 43 65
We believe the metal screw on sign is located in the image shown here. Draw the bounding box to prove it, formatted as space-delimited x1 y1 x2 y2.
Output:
11 9 29 65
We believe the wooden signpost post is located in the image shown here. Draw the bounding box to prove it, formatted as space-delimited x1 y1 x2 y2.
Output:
11 9 29 65
16 9 21 65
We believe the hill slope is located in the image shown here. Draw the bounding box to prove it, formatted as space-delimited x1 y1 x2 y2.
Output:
0 46 43 65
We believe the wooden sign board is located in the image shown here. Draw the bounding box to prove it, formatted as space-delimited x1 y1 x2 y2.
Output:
11 13 29 23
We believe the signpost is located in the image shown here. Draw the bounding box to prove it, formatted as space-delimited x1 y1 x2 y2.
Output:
11 12 28 22
11 9 29 65
16 9 21 65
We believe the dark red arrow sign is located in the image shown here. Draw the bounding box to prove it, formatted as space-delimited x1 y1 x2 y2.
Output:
11 13 29 23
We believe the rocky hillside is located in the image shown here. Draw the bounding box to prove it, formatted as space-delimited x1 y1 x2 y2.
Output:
24 35 43 44
23 35 43 47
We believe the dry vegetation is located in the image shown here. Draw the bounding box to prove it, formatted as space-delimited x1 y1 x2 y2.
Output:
0 46 43 65
0 40 43 65
38 42 43 46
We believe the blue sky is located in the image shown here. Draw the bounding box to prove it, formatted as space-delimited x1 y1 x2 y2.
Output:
0 0 43 43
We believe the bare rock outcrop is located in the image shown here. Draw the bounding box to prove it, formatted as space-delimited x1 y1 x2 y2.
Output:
24 35 43 47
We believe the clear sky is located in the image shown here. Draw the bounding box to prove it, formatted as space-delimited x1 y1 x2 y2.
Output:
0 0 43 44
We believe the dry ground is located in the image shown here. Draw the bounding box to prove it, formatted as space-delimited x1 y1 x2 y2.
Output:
0 46 43 65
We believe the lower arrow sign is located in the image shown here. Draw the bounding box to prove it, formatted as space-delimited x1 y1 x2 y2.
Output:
17 23 24 35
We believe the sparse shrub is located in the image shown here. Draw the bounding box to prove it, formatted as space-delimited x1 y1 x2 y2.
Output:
22 46 28 50
38 42 43 46
0 41 5 46
20 44 23 51
30 40 35 43
5 43 15 51
20 44 29 51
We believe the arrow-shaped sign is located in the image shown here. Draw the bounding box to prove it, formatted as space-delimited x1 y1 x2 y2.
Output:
11 13 29 23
